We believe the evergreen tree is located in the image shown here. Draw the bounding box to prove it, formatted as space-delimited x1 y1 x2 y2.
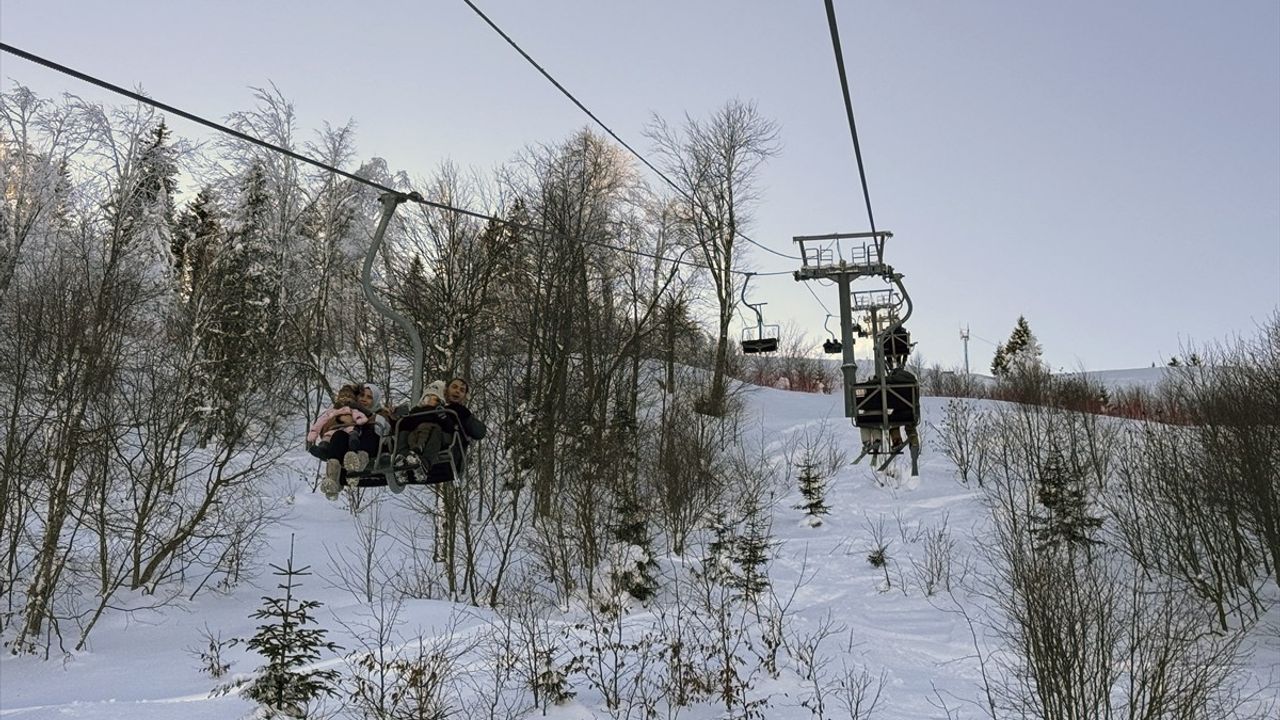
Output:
109 120 179 288
993 316 1044 378
990 342 1010 377
609 484 659 602
1031 446 1103 551
793 451 830 526
701 510 736 583
172 187 223 301
237 540 342 718
194 164 282 444
731 496 774 603
1006 316 1043 372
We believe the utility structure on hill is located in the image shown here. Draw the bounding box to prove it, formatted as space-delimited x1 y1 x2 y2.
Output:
794 231 921 475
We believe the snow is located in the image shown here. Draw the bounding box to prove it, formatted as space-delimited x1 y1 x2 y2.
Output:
1058 366 1175 390
1 385 1274 719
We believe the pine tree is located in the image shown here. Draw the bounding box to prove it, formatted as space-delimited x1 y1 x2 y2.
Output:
731 497 774 603
609 484 659 602
702 510 736 583
1031 447 1103 551
194 163 282 444
993 316 1044 378
990 342 1010 377
173 187 223 301
237 539 342 719
793 450 830 526
109 120 179 288
1007 317 1042 371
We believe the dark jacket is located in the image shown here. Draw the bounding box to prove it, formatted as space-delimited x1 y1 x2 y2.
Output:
444 402 487 445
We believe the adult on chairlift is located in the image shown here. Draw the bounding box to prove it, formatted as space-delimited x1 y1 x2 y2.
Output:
308 383 380 500
396 376 487 482
442 377 487 449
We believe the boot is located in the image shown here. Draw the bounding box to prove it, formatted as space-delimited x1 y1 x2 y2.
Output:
320 459 342 500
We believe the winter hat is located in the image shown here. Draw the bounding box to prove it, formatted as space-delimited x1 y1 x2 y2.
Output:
362 384 384 409
420 380 447 406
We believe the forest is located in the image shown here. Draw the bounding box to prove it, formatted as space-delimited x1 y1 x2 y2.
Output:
2 84 1277 719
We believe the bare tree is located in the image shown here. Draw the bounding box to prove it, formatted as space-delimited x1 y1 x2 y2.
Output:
647 100 780 414
975 398 1262 719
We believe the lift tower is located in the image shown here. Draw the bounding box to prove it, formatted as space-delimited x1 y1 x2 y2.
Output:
794 230 922 475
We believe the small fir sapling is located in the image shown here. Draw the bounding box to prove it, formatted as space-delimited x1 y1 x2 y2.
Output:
226 538 342 718
793 447 831 526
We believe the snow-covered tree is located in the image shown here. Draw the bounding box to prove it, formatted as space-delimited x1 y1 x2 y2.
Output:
991 342 1010 377
109 120 179 287
609 484 659 602
172 187 223 301
191 163 283 444
731 496 774 603
992 316 1044 378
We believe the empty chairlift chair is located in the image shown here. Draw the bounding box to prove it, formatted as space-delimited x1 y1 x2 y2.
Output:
739 274 780 354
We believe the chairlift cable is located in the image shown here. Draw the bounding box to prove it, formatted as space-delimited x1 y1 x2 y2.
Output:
0 41 789 281
823 0 879 235
459 0 801 262
971 333 1002 348
803 280 834 316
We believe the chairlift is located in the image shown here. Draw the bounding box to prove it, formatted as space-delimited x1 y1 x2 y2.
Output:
881 325 912 360
739 274 780 354
336 192 468 492
822 314 842 354
342 407 468 490
853 297 921 475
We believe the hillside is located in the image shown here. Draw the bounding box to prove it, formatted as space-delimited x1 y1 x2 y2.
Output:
2 386 1275 719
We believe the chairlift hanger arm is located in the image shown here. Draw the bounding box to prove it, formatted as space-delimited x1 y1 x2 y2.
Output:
886 273 913 333
739 273 766 331
362 191 425 402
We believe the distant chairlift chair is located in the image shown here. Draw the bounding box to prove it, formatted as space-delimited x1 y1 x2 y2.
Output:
822 314 843 354
740 275 780 354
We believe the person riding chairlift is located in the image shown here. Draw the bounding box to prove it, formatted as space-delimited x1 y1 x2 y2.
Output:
307 384 371 499
395 376 488 481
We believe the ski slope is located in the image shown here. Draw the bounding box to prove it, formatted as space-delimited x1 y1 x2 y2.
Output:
0 386 1273 719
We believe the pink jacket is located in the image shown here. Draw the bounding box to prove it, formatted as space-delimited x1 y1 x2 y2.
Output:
306 406 369 446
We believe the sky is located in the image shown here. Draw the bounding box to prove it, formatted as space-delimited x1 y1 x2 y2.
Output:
2 0 1277 372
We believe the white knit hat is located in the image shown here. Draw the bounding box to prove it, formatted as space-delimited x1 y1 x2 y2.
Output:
420 380 447 406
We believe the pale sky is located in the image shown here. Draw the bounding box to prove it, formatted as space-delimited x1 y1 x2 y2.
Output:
3 1 1277 372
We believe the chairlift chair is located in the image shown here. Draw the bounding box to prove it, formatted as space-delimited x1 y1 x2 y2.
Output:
739 274 780 354
335 192 472 493
742 326 781 354
852 286 921 475
822 314 843 354
341 407 468 491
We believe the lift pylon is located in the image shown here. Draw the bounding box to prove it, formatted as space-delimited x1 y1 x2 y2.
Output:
793 231 921 476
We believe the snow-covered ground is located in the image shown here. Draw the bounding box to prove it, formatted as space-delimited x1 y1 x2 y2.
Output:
1 386 1274 719
1059 366 1174 390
